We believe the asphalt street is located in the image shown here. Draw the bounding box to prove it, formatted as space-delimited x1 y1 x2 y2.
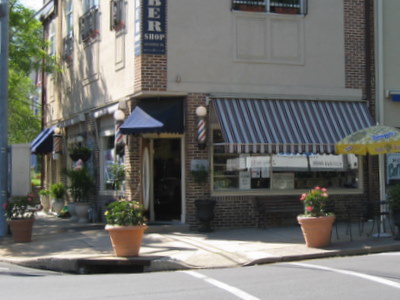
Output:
1 252 399 299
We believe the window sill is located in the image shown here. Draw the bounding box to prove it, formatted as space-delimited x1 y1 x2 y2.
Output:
211 188 364 197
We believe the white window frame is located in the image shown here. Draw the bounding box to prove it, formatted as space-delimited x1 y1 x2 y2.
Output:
232 0 308 15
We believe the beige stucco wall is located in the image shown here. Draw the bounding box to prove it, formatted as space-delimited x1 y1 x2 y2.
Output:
380 0 400 127
49 0 136 123
167 0 360 99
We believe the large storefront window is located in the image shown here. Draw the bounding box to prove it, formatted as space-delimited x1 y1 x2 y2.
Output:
212 129 360 192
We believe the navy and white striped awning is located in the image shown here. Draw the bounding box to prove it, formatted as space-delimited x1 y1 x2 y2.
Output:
31 126 56 154
212 99 374 154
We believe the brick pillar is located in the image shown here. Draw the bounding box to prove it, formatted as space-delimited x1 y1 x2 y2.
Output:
185 93 211 227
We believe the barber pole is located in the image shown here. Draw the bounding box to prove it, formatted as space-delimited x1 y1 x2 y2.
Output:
115 122 124 146
115 121 125 159
197 118 206 149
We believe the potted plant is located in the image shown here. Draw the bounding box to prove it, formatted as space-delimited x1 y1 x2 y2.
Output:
387 183 400 240
297 186 335 248
38 188 51 213
50 183 65 215
104 200 148 257
66 167 95 223
69 145 92 162
4 194 36 242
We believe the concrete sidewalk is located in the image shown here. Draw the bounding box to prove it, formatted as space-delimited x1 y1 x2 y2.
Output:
1 213 400 274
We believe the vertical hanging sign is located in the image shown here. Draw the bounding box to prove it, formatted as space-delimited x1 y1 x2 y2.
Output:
135 0 166 56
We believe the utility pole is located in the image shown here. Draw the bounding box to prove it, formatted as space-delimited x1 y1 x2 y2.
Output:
0 0 9 237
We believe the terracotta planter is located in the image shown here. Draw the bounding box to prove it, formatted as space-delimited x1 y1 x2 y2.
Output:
8 218 35 243
105 225 148 257
297 215 335 248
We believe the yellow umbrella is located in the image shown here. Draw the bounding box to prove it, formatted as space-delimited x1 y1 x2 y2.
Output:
336 125 400 155
336 124 400 237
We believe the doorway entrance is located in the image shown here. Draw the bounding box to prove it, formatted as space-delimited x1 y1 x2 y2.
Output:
152 138 182 222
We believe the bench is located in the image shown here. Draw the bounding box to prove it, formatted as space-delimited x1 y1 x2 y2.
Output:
254 198 303 228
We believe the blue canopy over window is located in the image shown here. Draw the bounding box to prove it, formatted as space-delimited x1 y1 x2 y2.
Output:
31 126 56 154
120 98 184 134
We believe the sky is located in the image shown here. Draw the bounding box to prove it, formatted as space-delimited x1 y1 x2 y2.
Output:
19 0 44 12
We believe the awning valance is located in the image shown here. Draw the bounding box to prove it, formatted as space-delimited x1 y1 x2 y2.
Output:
212 99 374 154
31 126 56 154
120 98 184 134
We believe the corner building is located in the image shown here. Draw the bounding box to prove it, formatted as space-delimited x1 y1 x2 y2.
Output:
37 0 379 229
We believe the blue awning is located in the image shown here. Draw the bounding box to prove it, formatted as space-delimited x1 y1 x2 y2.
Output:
120 107 163 133
31 126 56 154
212 99 375 154
120 98 184 134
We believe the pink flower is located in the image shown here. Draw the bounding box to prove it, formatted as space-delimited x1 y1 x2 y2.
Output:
314 186 321 190
306 206 313 212
300 193 306 201
321 187 327 192
322 193 328 198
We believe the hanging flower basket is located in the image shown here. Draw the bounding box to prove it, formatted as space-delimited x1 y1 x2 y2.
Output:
69 146 92 162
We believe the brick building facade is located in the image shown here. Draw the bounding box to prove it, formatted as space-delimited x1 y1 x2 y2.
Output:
35 0 379 229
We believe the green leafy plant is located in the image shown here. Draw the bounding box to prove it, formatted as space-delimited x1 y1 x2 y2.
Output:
104 200 146 226
109 163 125 191
4 194 35 220
387 184 400 210
66 167 95 202
68 145 92 161
38 189 50 196
191 164 208 184
50 183 65 199
299 186 332 217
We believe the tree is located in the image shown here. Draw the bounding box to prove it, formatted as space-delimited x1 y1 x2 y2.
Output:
8 1 55 143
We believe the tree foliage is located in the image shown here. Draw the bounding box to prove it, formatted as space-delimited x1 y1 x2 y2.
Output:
8 1 55 144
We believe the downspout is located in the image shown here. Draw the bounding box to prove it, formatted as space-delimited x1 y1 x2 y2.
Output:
365 0 373 204
375 0 386 204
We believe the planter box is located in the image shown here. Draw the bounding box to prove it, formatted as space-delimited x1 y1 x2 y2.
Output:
274 7 299 14
237 5 264 12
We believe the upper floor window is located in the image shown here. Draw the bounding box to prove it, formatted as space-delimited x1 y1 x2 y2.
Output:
79 1 100 43
65 1 74 37
110 0 126 31
49 23 56 55
63 35 74 63
63 1 74 63
232 0 308 15
83 0 99 12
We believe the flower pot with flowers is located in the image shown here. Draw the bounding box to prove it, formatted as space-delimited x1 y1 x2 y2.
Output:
297 186 335 248
4 194 36 242
104 200 147 257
